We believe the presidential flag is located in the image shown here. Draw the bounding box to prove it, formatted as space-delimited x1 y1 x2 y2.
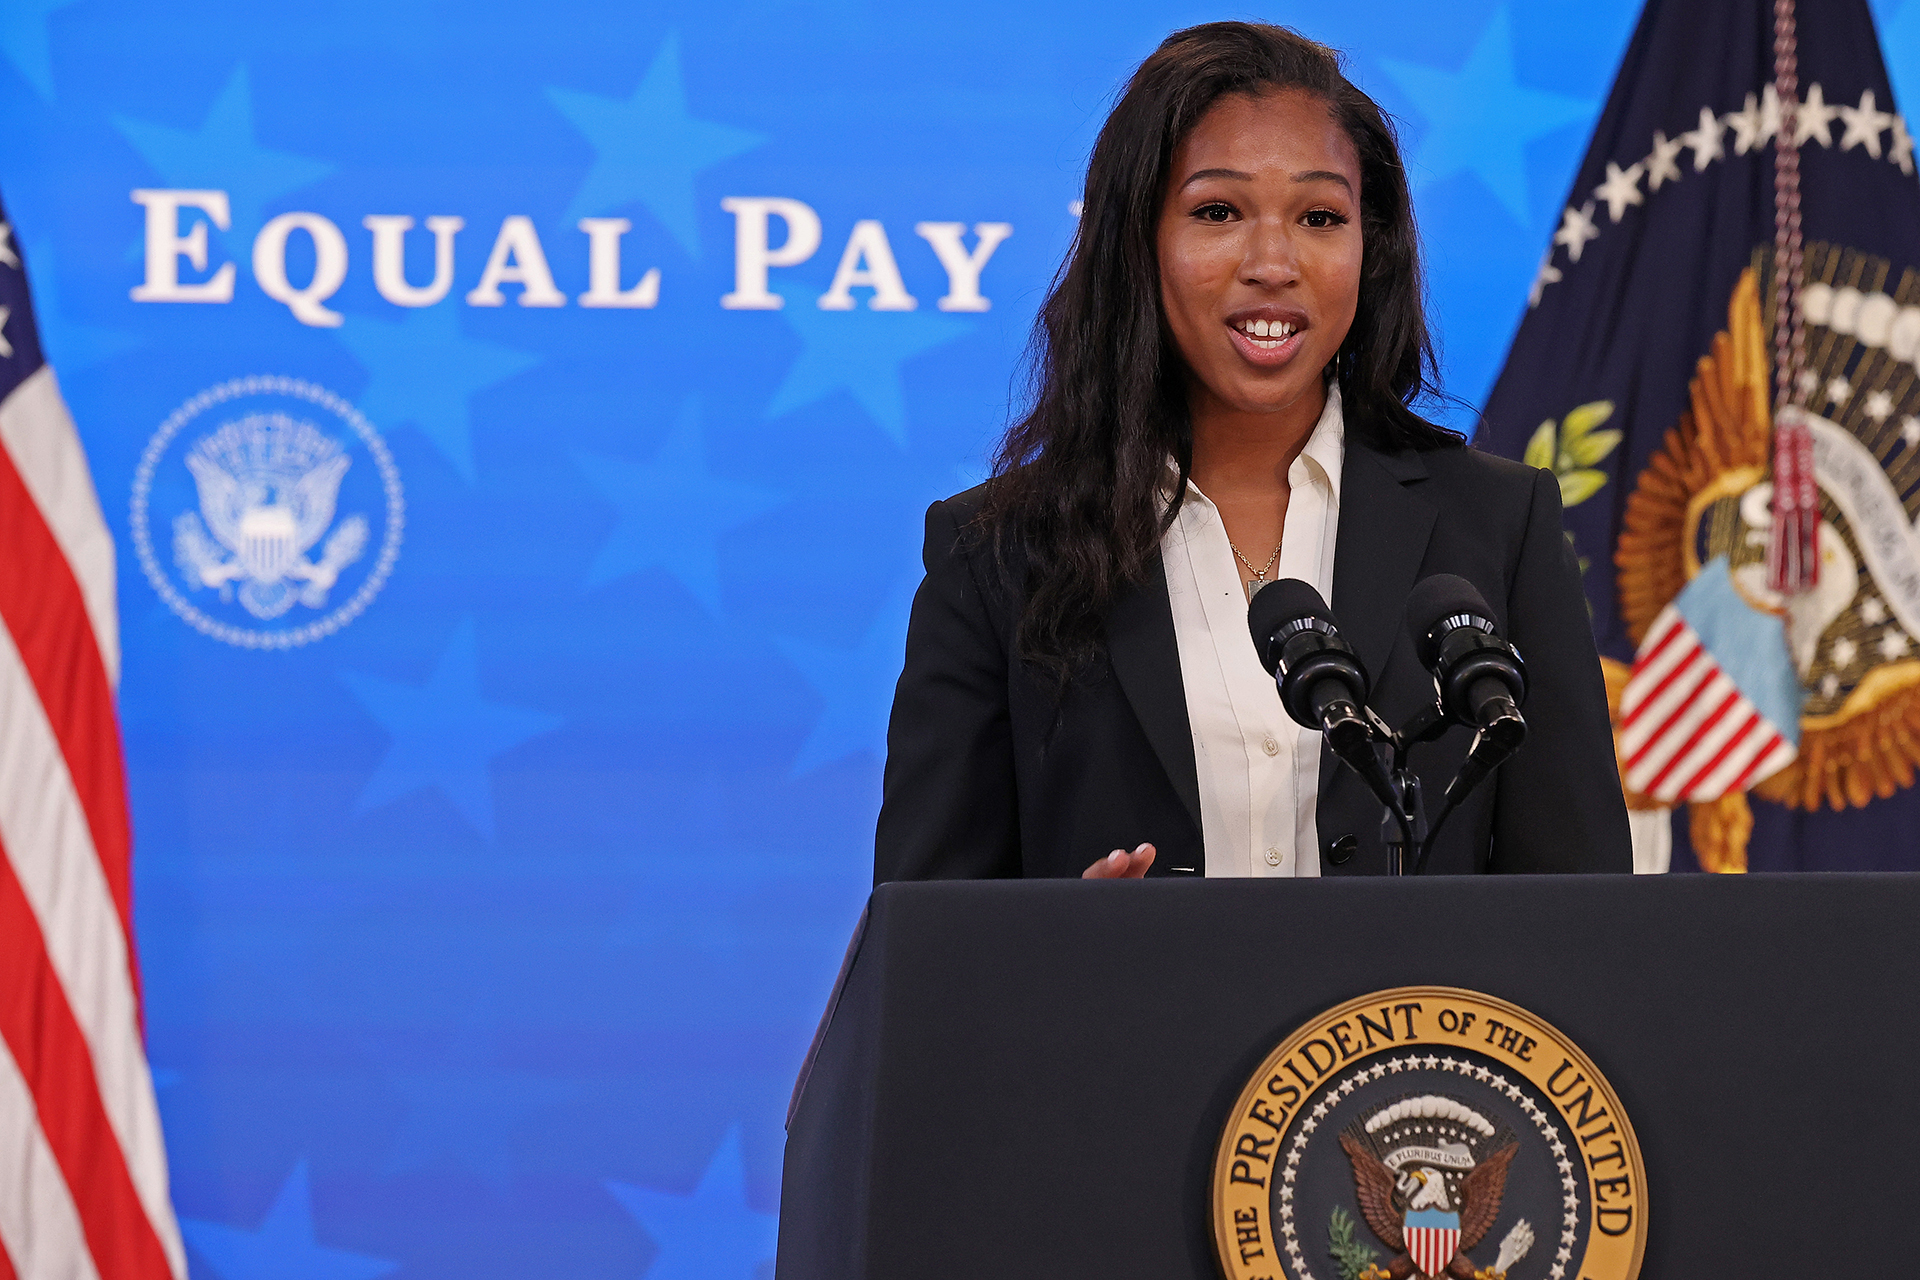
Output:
1480 0 1920 872
0 193 186 1278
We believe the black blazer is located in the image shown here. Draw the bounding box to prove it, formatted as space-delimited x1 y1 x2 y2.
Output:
874 431 1631 882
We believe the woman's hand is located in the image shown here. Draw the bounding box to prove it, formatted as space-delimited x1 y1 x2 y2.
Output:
1082 843 1156 878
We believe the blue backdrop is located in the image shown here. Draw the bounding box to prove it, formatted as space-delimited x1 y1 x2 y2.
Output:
2 3 1915 1277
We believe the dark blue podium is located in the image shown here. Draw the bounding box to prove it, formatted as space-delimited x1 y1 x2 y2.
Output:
777 875 1918 1279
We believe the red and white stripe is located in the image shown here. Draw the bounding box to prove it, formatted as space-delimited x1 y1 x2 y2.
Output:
1406 1224 1459 1278
0 364 184 1279
1620 605 1796 803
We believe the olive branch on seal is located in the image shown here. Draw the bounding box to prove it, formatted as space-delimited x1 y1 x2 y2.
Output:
1327 1205 1381 1280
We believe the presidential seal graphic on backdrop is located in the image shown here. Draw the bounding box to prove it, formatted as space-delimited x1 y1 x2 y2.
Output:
132 376 403 648
1212 988 1644 1280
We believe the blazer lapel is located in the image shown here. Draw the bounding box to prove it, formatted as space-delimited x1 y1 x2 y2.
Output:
1105 554 1204 835
1101 433 1434 854
1332 440 1438 688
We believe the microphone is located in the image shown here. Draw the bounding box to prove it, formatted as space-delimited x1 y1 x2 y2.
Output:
1404 575 1528 813
1247 579 1397 813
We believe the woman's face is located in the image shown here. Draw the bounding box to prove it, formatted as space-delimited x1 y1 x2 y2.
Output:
1156 88 1363 421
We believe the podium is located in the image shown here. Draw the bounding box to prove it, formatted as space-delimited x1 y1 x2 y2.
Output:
777 875 1920 1278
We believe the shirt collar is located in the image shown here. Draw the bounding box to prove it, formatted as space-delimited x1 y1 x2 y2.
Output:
1164 380 1348 507
1298 380 1346 501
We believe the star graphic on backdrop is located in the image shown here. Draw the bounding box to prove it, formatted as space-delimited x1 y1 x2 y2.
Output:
1833 635 1858 670
1825 375 1853 408
114 66 334 250
1552 202 1599 263
1862 596 1889 625
1881 630 1909 662
572 399 781 611
1593 160 1644 223
336 306 540 482
1794 82 1840 148
548 33 763 258
0 221 17 268
1864 389 1895 422
1681 105 1726 170
182 1163 396 1280
20 244 141 371
776 580 914 772
767 286 972 441
1902 416 1920 448
0 0 78 99
606 1128 776 1280
1376 7 1593 225
1644 130 1684 191
1837 89 1894 158
383 1058 572 1185
339 620 562 839
0 305 12 359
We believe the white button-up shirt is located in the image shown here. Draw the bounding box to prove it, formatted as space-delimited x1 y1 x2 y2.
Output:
1161 385 1346 878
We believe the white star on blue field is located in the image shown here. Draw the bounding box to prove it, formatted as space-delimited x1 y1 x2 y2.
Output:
339 620 562 839
113 65 334 251
1377 6 1594 226
573 399 782 612
767 286 974 443
777 578 916 773
604 1128 777 1280
548 33 764 258
182 1163 396 1280
0 0 76 98
337 307 541 484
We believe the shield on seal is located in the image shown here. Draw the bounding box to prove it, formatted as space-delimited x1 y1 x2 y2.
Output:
1405 1208 1461 1278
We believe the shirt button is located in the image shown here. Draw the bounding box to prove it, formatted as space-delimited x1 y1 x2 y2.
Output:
1262 737 1280 756
1265 845 1283 866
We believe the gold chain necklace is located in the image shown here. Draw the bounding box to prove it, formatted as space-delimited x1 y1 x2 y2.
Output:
1228 536 1282 599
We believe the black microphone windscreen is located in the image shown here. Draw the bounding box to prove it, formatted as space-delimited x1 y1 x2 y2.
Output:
1405 574 1495 642
1246 577 1333 672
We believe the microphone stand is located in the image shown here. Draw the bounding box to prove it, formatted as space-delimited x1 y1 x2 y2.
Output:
1359 699 1520 876
1330 705 1425 875
1381 703 1448 876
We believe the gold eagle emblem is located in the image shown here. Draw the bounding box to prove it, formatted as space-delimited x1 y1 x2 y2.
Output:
1612 245 1920 868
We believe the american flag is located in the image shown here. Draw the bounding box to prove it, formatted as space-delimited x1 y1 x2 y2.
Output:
1619 560 1800 804
0 194 184 1277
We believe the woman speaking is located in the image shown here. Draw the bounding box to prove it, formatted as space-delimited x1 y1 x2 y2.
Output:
875 22 1629 882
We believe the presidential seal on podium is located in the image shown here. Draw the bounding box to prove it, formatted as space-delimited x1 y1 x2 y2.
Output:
1212 987 1645 1280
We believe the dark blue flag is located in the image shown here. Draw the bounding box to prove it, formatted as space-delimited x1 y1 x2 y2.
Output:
1479 0 1920 872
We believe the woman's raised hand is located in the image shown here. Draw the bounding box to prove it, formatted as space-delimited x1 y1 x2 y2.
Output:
1082 843 1157 879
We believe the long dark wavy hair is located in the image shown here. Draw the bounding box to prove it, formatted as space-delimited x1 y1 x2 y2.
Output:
981 21 1462 682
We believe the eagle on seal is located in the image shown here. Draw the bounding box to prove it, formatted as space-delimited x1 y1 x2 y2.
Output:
1337 1129 1517 1279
